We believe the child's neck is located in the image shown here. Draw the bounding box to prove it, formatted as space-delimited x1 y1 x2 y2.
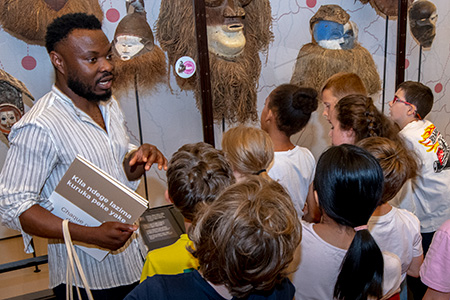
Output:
267 129 295 151
398 116 420 130
313 214 355 250
371 203 392 217
199 271 233 299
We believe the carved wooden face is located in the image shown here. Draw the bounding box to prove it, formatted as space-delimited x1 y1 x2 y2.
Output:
205 0 252 60
112 13 155 61
409 0 437 48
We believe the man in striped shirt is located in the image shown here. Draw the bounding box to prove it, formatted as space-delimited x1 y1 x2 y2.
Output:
0 13 167 299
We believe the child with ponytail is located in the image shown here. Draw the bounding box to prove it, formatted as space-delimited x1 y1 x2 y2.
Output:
291 144 402 300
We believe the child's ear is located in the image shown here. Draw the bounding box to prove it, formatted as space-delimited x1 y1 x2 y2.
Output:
314 190 319 206
408 105 418 117
164 190 173 204
345 128 356 142
266 109 274 122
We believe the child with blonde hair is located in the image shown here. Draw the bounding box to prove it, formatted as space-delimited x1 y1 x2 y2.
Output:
221 125 274 181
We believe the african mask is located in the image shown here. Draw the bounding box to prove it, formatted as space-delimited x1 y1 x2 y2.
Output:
310 5 359 51
409 0 437 48
0 69 34 143
111 1 166 95
291 5 381 95
0 109 18 130
205 0 250 60
156 0 273 123
0 0 103 46
112 13 155 61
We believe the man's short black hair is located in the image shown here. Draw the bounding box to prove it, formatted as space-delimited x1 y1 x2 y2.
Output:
45 13 102 53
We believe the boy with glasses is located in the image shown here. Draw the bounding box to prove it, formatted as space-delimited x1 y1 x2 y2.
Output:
389 80 450 300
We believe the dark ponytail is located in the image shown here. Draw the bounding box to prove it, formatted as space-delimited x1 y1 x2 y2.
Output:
314 145 384 300
334 229 384 300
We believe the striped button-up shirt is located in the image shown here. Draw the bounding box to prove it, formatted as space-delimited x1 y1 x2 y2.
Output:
0 86 144 289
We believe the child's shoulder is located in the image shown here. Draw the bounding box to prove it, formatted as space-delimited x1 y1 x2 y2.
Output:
392 207 421 227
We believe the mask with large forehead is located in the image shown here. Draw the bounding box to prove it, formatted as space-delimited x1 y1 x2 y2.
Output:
409 0 437 48
111 1 166 95
112 13 155 61
156 0 272 123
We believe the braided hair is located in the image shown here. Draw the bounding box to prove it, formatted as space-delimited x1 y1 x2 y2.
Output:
335 94 401 144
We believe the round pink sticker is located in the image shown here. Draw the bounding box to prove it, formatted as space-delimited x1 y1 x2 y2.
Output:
183 61 195 75
22 56 37 70
106 8 120 23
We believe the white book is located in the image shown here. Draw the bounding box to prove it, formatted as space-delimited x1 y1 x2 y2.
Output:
50 155 148 261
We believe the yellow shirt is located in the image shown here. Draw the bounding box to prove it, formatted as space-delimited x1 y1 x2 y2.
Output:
140 234 199 282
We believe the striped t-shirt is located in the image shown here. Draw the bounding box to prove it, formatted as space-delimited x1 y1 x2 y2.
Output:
0 86 144 289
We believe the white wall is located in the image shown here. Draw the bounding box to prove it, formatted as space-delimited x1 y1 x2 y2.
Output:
1 0 449 236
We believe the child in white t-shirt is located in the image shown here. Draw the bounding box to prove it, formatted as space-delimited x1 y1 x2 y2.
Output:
389 81 450 299
260 84 318 221
358 137 423 300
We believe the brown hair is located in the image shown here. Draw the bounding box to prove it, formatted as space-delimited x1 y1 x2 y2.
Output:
397 81 434 119
335 94 401 143
167 142 235 221
357 137 418 204
321 72 368 100
221 126 274 178
268 84 318 136
190 176 301 298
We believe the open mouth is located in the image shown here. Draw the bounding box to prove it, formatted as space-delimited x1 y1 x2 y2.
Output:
224 23 244 32
97 74 113 89
120 55 132 61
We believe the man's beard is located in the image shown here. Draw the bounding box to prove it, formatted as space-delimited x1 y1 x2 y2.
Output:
67 72 112 103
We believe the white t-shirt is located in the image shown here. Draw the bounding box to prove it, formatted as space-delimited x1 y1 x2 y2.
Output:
268 146 315 218
389 179 416 214
369 207 423 281
400 120 450 232
292 221 402 300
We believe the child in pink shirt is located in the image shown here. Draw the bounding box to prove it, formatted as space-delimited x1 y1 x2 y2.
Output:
420 219 450 299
